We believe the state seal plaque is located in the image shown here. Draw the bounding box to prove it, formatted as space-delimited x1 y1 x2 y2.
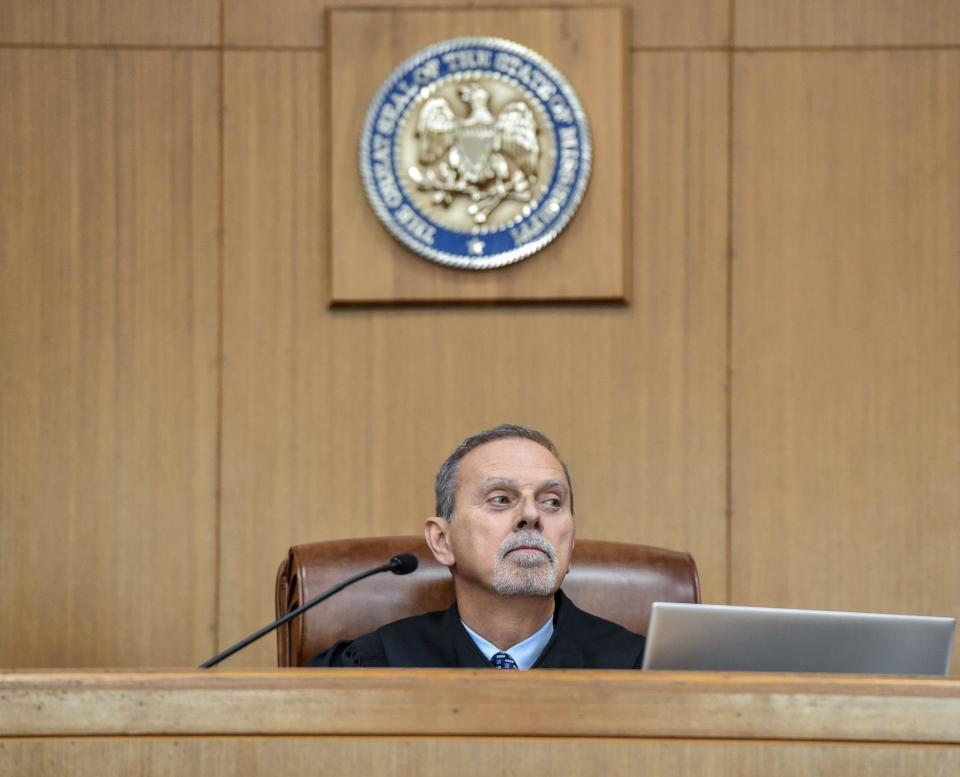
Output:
360 37 592 270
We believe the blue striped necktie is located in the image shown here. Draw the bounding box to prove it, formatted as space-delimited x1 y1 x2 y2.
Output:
491 651 518 670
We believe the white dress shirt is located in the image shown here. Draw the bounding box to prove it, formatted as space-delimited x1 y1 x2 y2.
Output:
460 615 555 670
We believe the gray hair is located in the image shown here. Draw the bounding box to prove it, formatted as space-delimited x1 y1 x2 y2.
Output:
434 424 574 520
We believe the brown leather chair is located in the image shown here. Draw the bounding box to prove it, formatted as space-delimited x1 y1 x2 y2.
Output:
275 535 701 667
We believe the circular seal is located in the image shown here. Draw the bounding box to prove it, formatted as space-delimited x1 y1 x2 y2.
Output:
359 37 592 270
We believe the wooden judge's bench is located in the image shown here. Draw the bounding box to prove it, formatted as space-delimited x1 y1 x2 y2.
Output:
1 670 958 775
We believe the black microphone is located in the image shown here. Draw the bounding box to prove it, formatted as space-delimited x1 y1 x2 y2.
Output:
389 552 419 575
199 553 419 669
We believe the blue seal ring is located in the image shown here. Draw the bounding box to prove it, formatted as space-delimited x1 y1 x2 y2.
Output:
359 37 592 270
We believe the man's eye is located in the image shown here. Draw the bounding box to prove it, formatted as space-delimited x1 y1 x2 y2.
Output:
542 497 562 509
490 494 511 505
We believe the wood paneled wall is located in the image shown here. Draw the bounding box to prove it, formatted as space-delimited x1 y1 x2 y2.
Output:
0 48 220 667
1 1 957 671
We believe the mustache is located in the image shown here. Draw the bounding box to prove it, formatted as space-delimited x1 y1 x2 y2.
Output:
498 531 557 564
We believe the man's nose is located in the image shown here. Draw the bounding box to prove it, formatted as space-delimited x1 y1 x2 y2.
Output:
515 495 542 530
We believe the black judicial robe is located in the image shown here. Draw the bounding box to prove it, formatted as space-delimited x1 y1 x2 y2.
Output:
308 590 646 668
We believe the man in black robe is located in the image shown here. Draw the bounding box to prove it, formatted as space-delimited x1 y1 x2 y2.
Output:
310 424 645 669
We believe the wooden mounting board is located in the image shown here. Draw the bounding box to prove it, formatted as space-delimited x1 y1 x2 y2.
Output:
327 7 629 304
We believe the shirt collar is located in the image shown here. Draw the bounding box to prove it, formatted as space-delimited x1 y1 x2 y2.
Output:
460 614 555 670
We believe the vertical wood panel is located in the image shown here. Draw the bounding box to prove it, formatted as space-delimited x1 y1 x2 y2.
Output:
220 50 728 665
223 0 730 49
221 51 327 666
632 0 730 47
630 52 730 601
736 0 960 47
0 1 219 46
0 50 220 666
732 51 960 672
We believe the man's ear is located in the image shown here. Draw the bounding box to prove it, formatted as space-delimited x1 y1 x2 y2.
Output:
424 516 455 568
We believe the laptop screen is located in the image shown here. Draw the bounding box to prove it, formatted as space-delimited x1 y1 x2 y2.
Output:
641 602 956 674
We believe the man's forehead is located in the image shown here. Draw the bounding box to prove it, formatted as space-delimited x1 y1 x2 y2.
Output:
459 437 566 481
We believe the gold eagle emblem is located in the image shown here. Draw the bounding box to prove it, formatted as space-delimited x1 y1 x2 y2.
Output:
407 83 540 225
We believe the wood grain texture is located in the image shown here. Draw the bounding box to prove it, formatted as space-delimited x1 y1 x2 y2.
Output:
0 0 219 45
221 51 326 667
327 8 628 303
0 50 220 666
219 49 727 665
3 737 960 777
731 51 960 674
630 51 730 602
223 0 730 49
736 0 960 47
2 670 959 741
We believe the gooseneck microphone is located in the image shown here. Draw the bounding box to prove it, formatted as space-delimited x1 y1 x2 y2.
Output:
199 553 419 669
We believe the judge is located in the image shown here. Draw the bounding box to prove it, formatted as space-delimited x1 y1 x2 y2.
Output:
309 424 645 669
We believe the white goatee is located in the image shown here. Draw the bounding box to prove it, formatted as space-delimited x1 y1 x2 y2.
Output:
493 531 558 596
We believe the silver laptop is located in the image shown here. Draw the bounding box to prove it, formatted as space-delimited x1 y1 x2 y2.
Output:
642 602 955 675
